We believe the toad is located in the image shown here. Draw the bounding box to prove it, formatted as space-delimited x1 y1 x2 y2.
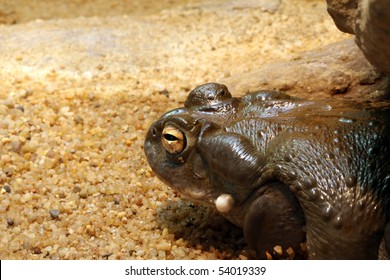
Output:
144 83 390 259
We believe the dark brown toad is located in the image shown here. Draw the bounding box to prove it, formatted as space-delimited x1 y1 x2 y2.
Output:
144 83 390 259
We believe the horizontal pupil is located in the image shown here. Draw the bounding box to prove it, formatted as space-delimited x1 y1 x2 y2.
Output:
164 134 178 141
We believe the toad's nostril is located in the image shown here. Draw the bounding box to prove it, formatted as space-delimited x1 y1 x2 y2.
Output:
151 127 157 137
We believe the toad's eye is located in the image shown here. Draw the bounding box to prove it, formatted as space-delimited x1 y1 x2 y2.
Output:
162 125 186 154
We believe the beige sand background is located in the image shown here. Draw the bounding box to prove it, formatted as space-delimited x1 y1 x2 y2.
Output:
0 0 352 259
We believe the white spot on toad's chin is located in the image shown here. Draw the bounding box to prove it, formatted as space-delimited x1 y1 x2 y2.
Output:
215 193 235 213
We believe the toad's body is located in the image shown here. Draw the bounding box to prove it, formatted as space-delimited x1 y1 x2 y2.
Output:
144 83 390 259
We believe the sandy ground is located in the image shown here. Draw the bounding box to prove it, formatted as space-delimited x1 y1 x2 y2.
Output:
0 0 351 259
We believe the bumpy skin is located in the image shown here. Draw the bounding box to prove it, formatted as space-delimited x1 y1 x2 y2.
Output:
144 83 390 259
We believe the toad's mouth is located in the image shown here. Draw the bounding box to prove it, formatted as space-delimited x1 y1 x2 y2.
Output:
176 185 219 206
178 186 236 213
177 187 211 201
184 188 207 200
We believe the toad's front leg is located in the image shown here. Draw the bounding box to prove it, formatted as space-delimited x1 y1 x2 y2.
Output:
243 182 306 259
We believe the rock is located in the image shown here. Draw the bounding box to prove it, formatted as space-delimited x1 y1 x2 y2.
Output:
3 185 11 193
223 38 389 100
326 0 390 75
7 218 14 226
326 0 358 34
49 209 60 219
355 0 390 76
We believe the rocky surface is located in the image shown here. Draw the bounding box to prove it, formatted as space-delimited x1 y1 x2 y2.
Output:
327 0 390 75
223 38 389 100
1 0 387 260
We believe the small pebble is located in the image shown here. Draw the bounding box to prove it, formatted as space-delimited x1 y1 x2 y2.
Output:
79 192 88 199
155 242 171 251
265 251 273 260
85 225 96 236
114 197 120 204
117 211 126 219
49 209 60 219
3 185 11 193
286 247 295 259
274 245 283 256
3 99 14 108
74 115 84 125
4 168 13 177
101 252 113 259
15 105 25 112
7 218 14 226
159 89 169 98
173 248 186 258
